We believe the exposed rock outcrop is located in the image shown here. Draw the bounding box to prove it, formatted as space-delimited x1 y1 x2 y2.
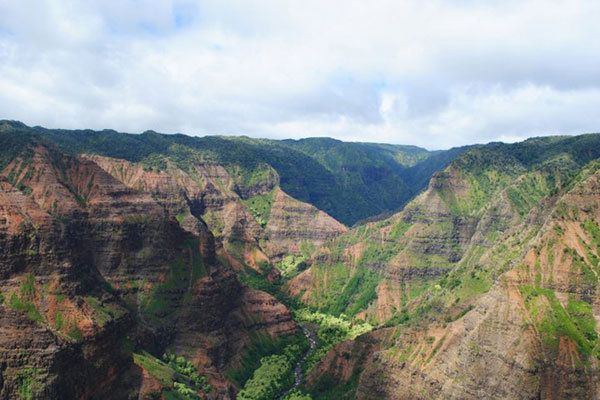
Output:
0 139 298 399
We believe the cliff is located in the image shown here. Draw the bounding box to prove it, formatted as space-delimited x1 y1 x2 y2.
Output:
299 138 600 399
0 135 298 399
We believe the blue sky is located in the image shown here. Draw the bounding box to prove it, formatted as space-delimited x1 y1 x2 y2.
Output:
1 0 599 149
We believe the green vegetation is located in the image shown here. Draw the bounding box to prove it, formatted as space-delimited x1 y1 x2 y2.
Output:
244 189 276 228
307 370 361 400
237 265 283 298
142 153 168 171
583 220 600 250
278 255 307 279
227 162 278 198
227 330 308 388
163 353 211 393
237 343 305 400
15 121 471 225
176 211 190 223
305 261 382 318
0 121 35 170
330 267 380 317
85 296 126 327
143 237 207 322
15 368 39 400
282 389 313 400
133 351 211 399
134 352 176 387
9 273 43 323
520 286 599 358
67 325 83 340
294 309 372 374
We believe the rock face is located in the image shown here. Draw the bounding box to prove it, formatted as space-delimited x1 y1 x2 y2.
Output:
0 136 298 399
265 188 347 260
301 145 600 399
83 154 346 272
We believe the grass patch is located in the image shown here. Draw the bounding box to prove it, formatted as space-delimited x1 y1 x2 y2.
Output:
520 285 598 358
243 188 276 228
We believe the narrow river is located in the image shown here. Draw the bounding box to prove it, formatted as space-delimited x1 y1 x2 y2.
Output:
279 324 318 399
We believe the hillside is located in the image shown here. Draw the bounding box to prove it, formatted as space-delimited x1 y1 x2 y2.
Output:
7 121 468 225
289 133 600 399
0 125 300 399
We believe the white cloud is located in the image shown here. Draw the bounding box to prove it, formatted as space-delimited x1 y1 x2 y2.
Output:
0 0 599 148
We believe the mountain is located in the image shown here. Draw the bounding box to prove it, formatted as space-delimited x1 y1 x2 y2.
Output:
18 122 467 225
291 133 600 399
0 124 300 399
4 119 600 400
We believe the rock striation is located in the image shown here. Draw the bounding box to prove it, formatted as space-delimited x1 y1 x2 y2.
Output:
0 136 298 399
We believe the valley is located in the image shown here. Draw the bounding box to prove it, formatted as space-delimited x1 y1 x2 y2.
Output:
2 120 600 399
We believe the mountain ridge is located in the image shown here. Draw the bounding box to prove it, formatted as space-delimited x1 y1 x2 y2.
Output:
0 120 470 225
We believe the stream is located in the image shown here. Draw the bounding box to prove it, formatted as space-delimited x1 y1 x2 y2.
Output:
279 323 318 399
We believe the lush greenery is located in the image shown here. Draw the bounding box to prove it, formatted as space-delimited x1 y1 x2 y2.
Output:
142 237 206 323
0 121 471 225
520 286 599 359
162 353 211 393
227 330 308 389
133 351 211 400
282 389 313 400
294 309 372 374
237 342 305 400
243 189 276 228
278 255 308 279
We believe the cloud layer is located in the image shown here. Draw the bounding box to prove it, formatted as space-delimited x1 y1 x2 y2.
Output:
1 0 599 148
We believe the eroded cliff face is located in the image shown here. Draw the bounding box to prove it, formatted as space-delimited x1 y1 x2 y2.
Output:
83 154 346 273
300 155 600 399
0 173 137 399
289 148 561 322
0 139 298 399
264 188 347 261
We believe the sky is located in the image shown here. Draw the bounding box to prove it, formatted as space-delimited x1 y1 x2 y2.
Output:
1 0 599 149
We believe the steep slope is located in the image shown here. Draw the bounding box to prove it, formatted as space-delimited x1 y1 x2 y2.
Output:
81 153 346 277
263 188 347 261
0 129 299 399
293 134 600 399
25 121 467 225
290 136 597 322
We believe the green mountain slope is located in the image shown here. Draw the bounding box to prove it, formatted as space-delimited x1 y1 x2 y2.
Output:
0 121 467 225
288 132 600 399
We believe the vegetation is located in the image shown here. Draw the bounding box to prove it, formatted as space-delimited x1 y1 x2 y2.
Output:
520 286 599 358
143 237 206 323
15 368 39 400
237 343 305 400
243 189 276 228
278 255 308 279
5 121 472 225
163 353 211 393
282 389 313 400
9 273 43 323
307 370 361 400
293 309 372 374
4 122 600 397
227 330 308 388
302 260 382 319
133 351 211 399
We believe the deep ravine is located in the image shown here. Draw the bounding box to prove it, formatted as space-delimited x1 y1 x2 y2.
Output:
279 324 318 399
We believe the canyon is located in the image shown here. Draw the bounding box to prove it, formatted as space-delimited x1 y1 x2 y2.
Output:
2 120 600 400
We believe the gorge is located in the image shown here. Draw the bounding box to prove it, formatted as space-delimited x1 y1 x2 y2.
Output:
2 120 600 400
